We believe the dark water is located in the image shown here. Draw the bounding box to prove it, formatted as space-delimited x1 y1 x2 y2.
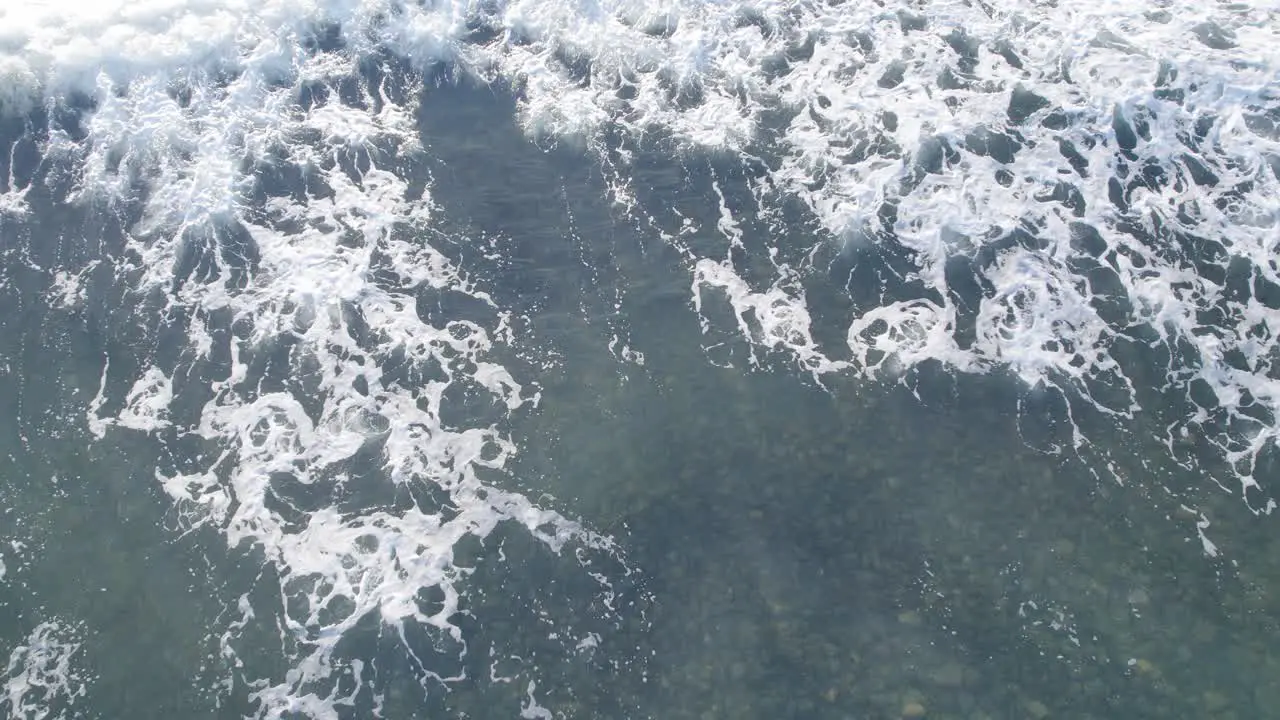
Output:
2 77 1279 720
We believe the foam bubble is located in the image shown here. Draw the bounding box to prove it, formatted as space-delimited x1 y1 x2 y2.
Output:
2 621 89 720
847 298 971 379
693 257 846 376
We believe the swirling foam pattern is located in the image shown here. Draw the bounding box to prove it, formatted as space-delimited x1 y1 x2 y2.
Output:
2 0 1278 715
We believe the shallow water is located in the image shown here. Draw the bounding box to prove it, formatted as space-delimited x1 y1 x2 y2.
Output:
2 1 1280 718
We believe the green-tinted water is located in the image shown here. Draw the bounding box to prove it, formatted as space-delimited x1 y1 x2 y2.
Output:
2 78 1278 720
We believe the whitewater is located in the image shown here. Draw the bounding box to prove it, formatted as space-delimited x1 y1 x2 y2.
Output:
1 0 1279 717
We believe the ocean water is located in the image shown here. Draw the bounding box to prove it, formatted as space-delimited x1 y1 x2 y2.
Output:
1 0 1279 718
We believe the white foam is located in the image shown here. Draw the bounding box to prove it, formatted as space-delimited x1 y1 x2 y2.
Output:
847 298 972 379
973 248 1126 396
451 0 1280 503
519 680 553 720
0 137 31 215
47 264 93 309
7 0 1280 713
2 621 88 720
115 367 173 432
4 1 641 714
693 257 849 376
